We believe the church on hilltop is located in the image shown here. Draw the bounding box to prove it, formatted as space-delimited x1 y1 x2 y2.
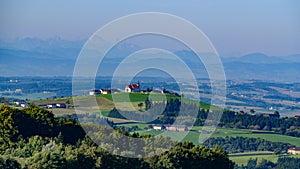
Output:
125 82 140 92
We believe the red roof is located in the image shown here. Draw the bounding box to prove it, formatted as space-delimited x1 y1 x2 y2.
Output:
127 83 139 90
101 89 111 92
288 147 300 151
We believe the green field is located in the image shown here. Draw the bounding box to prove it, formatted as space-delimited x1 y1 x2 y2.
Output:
96 93 176 102
30 93 213 116
229 154 300 166
96 93 212 110
135 127 300 147
134 127 300 166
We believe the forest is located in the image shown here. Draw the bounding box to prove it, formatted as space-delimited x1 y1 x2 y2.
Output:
0 105 234 169
235 158 300 169
203 137 293 154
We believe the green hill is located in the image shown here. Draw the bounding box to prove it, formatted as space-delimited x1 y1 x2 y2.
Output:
30 92 212 116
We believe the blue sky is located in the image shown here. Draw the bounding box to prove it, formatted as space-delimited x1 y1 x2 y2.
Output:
0 0 300 56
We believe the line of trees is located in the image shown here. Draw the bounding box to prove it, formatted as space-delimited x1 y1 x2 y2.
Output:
235 157 300 169
203 136 293 154
220 111 300 137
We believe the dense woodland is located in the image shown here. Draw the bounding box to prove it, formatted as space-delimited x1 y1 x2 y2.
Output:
220 111 300 137
203 137 293 154
235 158 300 169
0 105 234 169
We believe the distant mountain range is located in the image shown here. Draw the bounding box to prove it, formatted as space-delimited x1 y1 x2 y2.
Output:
0 38 299 82
220 53 300 82
221 53 300 64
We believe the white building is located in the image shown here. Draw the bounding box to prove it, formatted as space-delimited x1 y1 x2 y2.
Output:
89 89 102 95
20 103 29 108
101 89 111 94
14 100 26 106
288 147 300 155
47 104 57 109
153 125 163 130
56 103 67 108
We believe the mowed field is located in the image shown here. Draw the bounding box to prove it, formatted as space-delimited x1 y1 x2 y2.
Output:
134 127 300 165
135 127 300 147
95 93 212 110
30 93 212 116
229 153 300 166
30 93 212 124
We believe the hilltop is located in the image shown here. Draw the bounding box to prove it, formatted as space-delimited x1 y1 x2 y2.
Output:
29 92 212 122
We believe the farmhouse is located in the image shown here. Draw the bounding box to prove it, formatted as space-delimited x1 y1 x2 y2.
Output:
89 88 119 95
153 125 165 130
151 125 187 131
47 103 67 109
165 125 188 132
56 103 67 108
89 89 102 95
20 103 29 108
125 82 140 93
14 100 26 106
47 104 57 109
101 89 111 94
288 147 300 155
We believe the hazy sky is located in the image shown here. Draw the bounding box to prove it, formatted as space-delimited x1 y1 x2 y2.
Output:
0 0 300 56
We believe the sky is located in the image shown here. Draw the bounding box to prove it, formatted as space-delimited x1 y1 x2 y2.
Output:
0 0 300 57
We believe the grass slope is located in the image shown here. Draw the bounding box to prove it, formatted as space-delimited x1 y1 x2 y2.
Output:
33 93 211 115
229 154 300 166
136 128 300 147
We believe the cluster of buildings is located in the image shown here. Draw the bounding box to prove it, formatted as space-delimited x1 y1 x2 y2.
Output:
89 89 114 95
288 147 300 155
90 82 142 96
152 124 188 132
89 82 179 96
46 103 67 109
125 82 140 93
13 99 67 109
13 100 29 108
